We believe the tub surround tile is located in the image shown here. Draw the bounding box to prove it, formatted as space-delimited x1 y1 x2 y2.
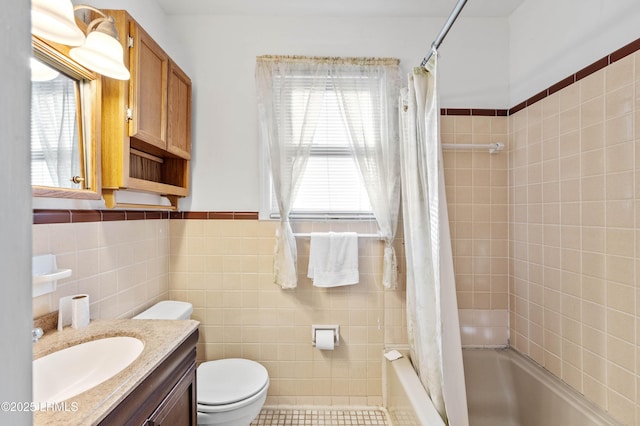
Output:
459 309 508 347
509 46 640 426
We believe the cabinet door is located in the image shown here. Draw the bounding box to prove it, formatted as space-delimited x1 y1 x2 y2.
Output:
129 22 168 151
167 61 192 160
146 362 197 426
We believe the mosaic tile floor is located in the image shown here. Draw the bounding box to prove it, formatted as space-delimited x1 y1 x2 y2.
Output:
250 408 389 425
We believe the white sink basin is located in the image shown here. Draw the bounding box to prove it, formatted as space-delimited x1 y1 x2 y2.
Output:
33 336 144 403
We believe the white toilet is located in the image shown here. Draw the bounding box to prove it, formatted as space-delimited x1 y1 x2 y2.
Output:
134 301 269 426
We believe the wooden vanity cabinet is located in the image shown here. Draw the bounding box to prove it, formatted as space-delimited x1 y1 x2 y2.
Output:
98 329 198 426
99 9 191 210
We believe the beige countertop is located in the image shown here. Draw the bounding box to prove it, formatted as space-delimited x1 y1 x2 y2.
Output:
33 319 199 426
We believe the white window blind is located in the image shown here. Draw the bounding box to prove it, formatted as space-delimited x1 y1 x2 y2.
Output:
268 75 376 218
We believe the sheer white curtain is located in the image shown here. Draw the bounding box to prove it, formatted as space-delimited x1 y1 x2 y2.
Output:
399 53 468 425
256 57 329 289
31 76 79 187
331 60 401 289
256 56 401 290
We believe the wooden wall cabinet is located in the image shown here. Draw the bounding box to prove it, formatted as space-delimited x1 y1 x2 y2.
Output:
100 10 191 209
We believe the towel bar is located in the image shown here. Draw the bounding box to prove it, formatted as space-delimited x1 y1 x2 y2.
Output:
293 232 383 239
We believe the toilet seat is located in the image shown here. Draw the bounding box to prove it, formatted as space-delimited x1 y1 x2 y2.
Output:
197 358 269 413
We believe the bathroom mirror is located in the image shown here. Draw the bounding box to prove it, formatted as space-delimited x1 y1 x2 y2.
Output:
31 36 101 199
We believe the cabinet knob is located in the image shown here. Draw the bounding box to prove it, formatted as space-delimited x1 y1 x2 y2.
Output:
70 176 85 184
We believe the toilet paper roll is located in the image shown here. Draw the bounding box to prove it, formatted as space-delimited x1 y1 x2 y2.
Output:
315 329 335 350
71 294 90 329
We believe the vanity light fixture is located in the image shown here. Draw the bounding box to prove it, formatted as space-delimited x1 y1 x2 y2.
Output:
30 58 60 82
31 0 130 81
69 7 131 81
31 0 85 46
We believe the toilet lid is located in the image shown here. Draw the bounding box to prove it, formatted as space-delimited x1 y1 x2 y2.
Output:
197 359 269 406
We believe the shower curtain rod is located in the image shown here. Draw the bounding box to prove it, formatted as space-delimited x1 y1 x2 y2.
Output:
419 0 469 67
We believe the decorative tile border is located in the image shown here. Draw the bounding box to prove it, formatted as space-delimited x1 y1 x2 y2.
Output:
33 209 258 225
441 36 640 117
509 35 640 115
170 211 259 220
441 108 508 116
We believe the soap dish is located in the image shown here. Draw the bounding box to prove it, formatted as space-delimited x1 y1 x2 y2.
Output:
32 254 72 297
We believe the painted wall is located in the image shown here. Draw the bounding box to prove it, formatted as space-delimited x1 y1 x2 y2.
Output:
166 14 509 211
509 0 640 106
0 1 33 425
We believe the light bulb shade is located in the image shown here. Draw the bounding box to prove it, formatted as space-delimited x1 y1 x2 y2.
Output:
30 58 61 82
70 31 130 80
31 0 85 46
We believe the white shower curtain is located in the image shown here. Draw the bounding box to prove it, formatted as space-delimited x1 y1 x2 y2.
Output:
399 53 469 426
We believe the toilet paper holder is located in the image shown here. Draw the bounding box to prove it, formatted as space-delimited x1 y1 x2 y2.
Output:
312 325 340 347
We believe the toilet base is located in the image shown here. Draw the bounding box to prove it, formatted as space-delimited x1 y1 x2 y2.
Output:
196 391 266 426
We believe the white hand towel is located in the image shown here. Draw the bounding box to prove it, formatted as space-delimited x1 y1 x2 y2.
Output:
307 232 359 287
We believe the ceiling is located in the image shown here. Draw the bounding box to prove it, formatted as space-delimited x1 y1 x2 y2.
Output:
156 0 526 17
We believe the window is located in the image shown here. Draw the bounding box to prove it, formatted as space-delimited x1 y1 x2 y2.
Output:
256 56 401 288
31 63 82 189
263 75 377 219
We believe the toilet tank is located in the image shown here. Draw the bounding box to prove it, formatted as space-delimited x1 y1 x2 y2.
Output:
133 301 193 320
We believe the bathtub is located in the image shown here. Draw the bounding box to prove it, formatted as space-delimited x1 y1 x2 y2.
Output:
385 348 622 426
384 351 446 426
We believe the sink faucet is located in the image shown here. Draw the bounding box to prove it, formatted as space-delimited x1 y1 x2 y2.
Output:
32 327 44 343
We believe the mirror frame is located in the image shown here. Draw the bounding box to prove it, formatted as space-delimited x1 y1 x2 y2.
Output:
31 34 102 200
